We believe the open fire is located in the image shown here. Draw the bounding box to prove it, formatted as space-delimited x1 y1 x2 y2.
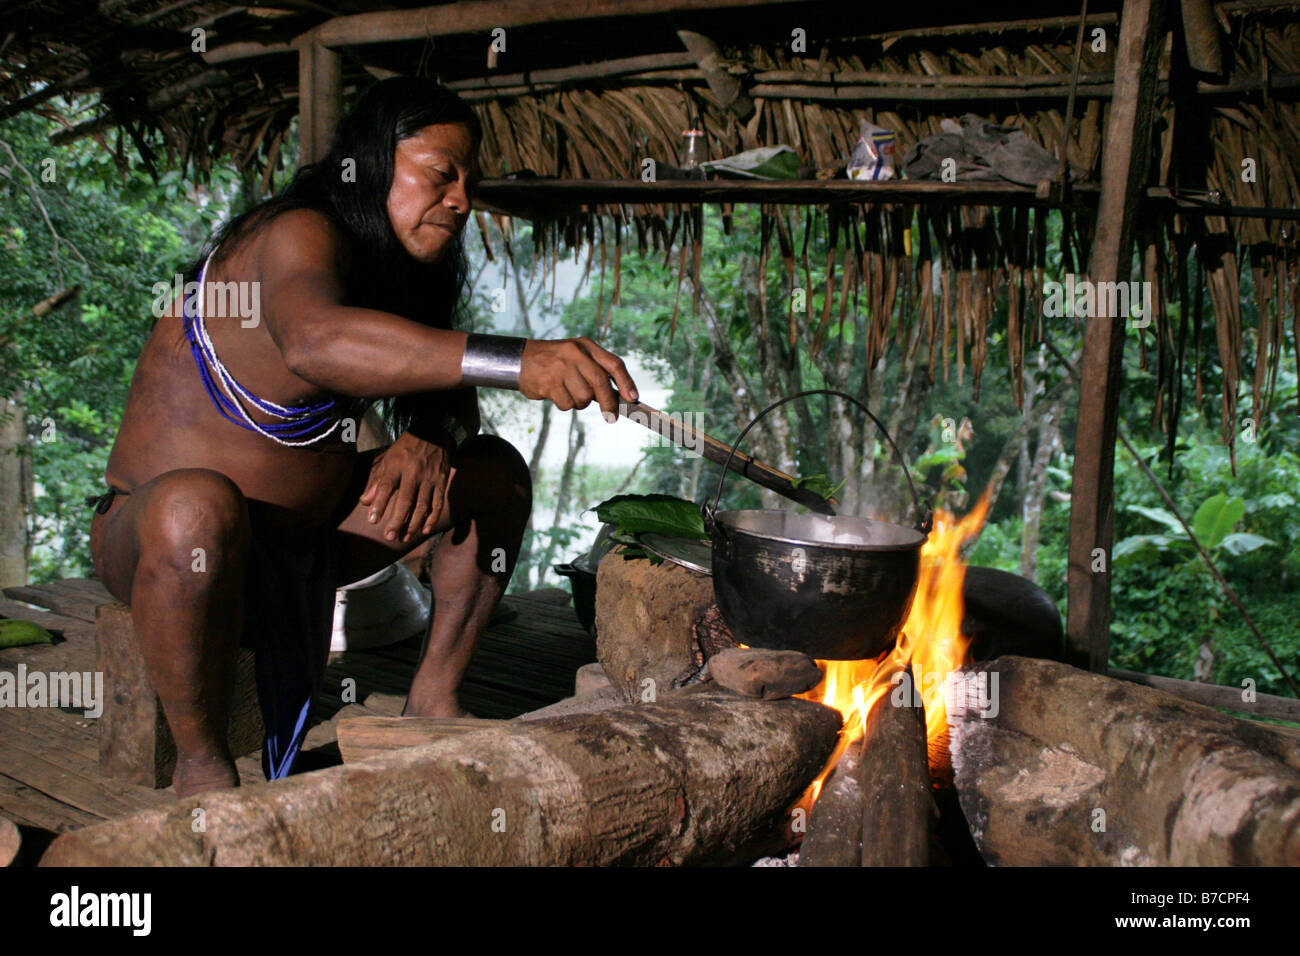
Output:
796 493 991 807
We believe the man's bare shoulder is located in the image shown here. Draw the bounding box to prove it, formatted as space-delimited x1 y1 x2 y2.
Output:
251 207 348 272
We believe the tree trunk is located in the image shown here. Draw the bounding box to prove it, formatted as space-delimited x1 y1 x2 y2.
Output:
948 656 1300 866
1020 392 1065 582
0 392 30 588
41 690 842 867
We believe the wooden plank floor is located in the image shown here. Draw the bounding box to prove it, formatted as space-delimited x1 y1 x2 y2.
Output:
0 578 594 840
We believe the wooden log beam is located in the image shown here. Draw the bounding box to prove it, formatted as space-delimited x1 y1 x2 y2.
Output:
948 656 1300 866
444 51 697 91
296 36 341 165
475 179 1103 211
798 734 864 866
1180 0 1224 75
1066 0 1167 672
857 679 933 866
864 12 1119 40
1109 668 1300 724
337 716 508 763
40 690 841 866
202 40 294 64
308 0 820 48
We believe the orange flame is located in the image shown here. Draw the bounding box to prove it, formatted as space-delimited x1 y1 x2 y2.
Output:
795 492 990 807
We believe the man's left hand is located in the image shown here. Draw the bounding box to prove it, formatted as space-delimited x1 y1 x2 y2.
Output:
360 428 454 543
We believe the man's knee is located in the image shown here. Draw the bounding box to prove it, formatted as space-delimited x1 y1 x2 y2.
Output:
460 434 531 497
139 469 250 577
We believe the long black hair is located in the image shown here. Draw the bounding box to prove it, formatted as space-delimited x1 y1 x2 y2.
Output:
184 77 482 433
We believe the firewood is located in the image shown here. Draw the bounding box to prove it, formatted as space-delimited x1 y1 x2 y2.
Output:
857 679 935 866
948 656 1300 866
798 737 864 866
337 717 507 763
40 690 841 866
0 815 18 867
708 648 823 700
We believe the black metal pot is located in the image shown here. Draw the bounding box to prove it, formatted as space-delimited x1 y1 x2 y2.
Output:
701 390 932 661
553 523 620 636
554 559 596 634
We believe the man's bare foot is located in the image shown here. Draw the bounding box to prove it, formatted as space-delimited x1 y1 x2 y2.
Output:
173 752 239 798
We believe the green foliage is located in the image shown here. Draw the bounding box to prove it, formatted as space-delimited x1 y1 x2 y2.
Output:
1 107 233 578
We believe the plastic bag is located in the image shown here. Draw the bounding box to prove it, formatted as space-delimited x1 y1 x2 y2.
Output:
847 119 897 181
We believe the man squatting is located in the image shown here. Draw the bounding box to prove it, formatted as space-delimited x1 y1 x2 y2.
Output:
89 78 640 797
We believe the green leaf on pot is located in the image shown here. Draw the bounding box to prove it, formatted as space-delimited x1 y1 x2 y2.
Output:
593 493 708 540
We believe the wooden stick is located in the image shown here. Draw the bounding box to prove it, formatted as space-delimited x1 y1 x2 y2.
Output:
857 676 934 866
612 390 839 514
309 0 822 48
798 734 864 866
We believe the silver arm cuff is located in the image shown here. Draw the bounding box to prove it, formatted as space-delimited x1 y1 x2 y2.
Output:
460 334 527 389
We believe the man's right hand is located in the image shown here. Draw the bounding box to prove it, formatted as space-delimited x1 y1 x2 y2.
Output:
518 337 639 417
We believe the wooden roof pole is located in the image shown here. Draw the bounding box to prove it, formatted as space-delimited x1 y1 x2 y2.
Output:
296 31 341 165
1065 0 1166 672
310 0 817 48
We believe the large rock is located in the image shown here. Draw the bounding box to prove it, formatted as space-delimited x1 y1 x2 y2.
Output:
595 545 715 702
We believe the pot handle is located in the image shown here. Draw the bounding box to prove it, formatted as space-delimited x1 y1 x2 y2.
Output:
700 389 932 536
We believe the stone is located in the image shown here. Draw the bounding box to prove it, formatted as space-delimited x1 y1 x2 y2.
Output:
574 662 613 697
708 648 823 700
594 545 715 703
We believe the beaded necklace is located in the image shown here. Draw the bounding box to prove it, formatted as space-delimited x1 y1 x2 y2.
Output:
182 248 344 446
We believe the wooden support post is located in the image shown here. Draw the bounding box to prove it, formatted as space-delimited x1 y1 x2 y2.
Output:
1065 0 1166 671
296 34 342 165
96 603 264 788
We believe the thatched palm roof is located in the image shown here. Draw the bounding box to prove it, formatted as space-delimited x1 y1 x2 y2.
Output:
3 0 1299 437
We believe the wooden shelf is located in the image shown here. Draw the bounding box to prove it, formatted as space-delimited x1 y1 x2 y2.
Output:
473 178 1300 222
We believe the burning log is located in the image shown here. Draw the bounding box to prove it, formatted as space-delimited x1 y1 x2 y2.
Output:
798 736 864 866
949 656 1300 866
857 680 935 867
800 669 937 867
40 689 841 866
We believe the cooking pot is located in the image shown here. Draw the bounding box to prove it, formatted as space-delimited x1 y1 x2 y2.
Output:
700 390 931 661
